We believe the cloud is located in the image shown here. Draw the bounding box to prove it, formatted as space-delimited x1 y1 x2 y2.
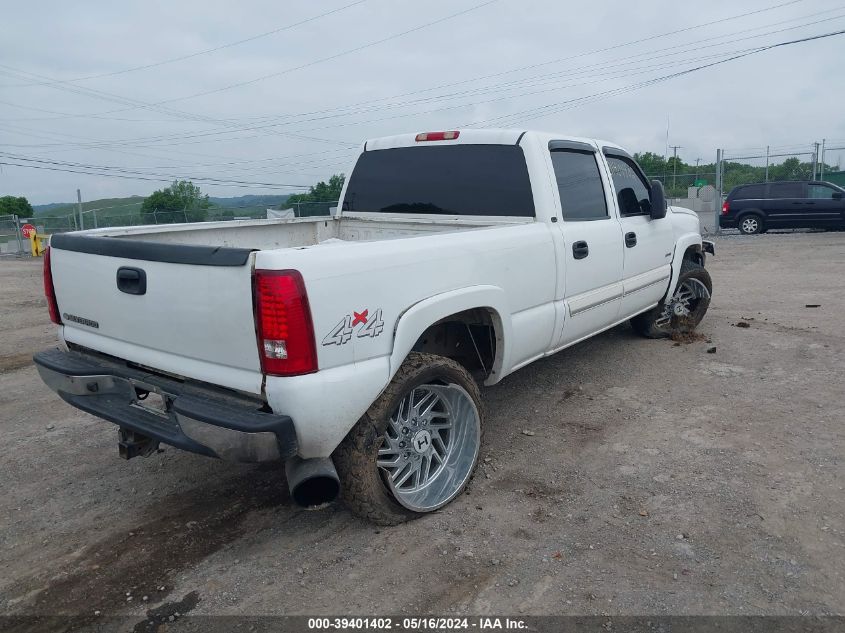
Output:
2 0 843 204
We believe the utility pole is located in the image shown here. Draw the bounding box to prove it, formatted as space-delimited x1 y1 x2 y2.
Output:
812 142 820 180
820 139 826 180
670 145 682 191
77 189 84 231
765 146 770 182
694 158 701 181
714 149 723 235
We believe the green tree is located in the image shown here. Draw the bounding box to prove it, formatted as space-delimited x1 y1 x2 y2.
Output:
0 195 34 219
768 157 811 181
285 174 345 206
632 152 669 178
140 180 210 224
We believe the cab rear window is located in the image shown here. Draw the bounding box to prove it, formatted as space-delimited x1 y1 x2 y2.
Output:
342 144 535 217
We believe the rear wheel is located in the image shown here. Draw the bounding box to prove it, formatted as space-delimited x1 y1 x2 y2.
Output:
335 352 483 525
738 214 764 235
631 260 712 339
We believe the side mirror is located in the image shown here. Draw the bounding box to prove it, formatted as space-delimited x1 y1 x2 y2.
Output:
649 180 668 219
833 191 843 200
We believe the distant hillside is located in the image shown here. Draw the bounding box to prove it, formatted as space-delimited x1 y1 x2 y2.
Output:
32 194 290 219
33 196 145 218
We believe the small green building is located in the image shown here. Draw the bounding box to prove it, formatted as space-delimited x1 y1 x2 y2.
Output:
822 171 845 187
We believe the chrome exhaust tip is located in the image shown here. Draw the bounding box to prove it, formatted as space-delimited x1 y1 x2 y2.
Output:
285 456 340 507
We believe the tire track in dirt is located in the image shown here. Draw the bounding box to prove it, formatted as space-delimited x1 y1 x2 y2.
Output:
0 353 34 374
1 466 295 632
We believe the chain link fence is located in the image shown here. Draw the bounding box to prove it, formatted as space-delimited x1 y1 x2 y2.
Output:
1 200 337 256
0 214 25 256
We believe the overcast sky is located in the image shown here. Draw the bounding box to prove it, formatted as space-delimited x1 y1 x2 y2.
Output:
2 0 844 205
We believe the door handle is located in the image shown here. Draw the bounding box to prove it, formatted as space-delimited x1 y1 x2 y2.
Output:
625 232 637 248
572 240 589 260
116 267 147 295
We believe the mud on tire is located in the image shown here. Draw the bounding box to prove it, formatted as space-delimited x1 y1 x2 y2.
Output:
631 259 712 339
334 352 483 525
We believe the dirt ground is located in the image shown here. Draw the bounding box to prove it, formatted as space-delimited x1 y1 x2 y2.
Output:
1 232 844 628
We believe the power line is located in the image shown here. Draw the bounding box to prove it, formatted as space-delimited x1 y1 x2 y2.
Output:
0 0 501 121
464 28 845 127
0 161 304 189
0 1 501 178
6 1 369 87
1 0 807 128
7 7 840 156
0 153 312 189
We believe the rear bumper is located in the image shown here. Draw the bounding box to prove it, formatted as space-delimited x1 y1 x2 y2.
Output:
718 216 736 229
33 348 297 463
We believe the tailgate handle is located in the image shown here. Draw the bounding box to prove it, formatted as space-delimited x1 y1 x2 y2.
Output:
116 267 147 295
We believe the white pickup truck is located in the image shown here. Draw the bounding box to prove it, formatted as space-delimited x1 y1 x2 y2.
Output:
36 129 713 524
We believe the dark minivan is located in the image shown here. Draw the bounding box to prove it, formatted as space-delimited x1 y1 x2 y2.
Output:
720 180 845 234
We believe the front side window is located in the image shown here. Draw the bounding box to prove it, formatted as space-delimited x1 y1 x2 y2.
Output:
341 144 535 217
549 150 608 221
808 184 839 199
606 156 651 216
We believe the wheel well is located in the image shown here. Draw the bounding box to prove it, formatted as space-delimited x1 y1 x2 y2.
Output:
683 244 704 266
737 210 765 223
411 308 499 382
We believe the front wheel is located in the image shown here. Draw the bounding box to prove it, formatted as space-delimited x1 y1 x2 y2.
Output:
631 260 712 339
335 352 483 525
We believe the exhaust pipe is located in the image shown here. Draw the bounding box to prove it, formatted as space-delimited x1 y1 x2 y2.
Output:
285 456 340 507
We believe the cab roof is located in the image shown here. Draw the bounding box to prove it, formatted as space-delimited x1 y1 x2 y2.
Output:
363 129 626 154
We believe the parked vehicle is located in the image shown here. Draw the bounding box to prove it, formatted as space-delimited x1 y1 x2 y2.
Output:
720 180 845 234
35 129 714 524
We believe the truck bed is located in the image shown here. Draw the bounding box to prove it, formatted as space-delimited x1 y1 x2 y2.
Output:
74 214 531 251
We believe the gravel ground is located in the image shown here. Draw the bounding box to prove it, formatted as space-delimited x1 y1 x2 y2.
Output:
1 232 844 628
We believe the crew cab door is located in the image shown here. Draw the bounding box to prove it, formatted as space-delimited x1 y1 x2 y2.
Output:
602 150 673 318
546 141 624 347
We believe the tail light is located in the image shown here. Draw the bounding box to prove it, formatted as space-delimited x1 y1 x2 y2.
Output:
415 131 460 142
253 269 317 377
721 201 730 215
43 246 62 325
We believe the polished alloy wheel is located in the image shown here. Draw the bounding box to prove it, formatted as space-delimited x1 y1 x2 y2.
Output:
654 278 711 330
377 383 480 511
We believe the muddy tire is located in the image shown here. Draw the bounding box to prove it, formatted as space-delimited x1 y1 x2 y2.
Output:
334 352 483 525
631 259 712 339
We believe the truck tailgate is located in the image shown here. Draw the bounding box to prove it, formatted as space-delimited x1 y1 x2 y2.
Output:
48 234 262 394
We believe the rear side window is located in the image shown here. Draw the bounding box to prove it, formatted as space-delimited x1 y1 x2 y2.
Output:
768 182 804 198
732 184 766 200
550 150 608 221
342 145 535 216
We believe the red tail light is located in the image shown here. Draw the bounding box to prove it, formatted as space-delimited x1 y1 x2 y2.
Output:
721 201 730 215
253 269 317 377
43 246 62 325
415 131 460 142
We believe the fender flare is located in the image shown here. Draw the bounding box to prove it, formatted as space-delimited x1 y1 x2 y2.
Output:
389 285 511 386
666 233 704 299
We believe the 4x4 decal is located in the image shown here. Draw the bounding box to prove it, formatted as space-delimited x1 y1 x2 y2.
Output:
322 308 384 346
